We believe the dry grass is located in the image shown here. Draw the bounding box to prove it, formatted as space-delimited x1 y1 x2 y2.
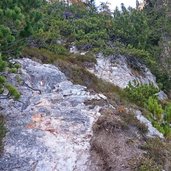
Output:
118 109 148 135
90 108 171 171
130 157 162 171
22 47 124 99
0 115 6 155
90 108 144 171
84 99 108 109
22 47 97 66
140 138 171 171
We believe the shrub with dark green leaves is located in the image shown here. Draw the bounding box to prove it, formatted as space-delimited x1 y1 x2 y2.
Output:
0 56 7 72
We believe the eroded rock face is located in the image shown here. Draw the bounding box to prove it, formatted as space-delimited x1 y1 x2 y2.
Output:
0 58 106 171
0 58 165 171
88 54 157 88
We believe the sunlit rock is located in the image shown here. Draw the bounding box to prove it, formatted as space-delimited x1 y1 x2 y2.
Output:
88 54 158 88
0 58 105 171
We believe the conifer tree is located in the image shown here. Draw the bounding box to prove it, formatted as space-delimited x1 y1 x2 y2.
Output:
0 0 45 99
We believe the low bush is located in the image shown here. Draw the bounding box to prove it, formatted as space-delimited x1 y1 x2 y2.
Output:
124 82 171 137
165 103 171 124
119 110 148 134
124 82 159 106
46 44 68 55
146 96 163 122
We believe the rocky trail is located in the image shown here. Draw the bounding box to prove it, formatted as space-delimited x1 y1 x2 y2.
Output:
0 58 108 171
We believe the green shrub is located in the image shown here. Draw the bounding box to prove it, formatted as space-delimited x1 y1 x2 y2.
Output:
47 44 68 55
124 82 171 137
14 63 21 69
162 124 171 138
0 56 7 72
5 83 20 100
147 97 163 122
9 68 17 73
124 82 159 106
165 103 171 124
0 76 6 84
152 121 165 134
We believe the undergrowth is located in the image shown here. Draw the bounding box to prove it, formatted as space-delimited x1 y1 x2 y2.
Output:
139 138 171 171
22 47 123 97
0 115 6 155
124 82 171 138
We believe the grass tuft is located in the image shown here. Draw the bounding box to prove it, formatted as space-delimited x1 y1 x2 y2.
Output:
0 115 6 155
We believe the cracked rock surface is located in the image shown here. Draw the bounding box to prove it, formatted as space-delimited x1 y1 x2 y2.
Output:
0 58 106 171
88 54 157 88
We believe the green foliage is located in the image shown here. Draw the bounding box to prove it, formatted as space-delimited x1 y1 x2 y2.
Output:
0 0 45 56
0 0 45 101
152 121 165 134
118 45 157 67
9 68 17 73
162 123 171 138
5 83 20 100
0 56 7 72
47 44 68 55
0 76 6 84
124 82 159 106
31 1 170 92
154 69 171 91
23 1 169 94
14 63 21 69
124 82 171 137
147 97 163 121
149 102 171 137
165 103 171 123
113 8 151 50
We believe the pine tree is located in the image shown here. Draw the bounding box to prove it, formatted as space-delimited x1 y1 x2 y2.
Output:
0 0 45 100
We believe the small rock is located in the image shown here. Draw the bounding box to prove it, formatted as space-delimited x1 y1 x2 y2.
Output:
98 93 107 100
156 91 168 101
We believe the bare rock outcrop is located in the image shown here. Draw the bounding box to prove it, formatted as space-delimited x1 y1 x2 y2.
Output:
0 58 106 171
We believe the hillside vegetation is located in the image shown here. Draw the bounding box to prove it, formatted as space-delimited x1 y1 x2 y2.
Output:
0 0 170 91
0 0 171 170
